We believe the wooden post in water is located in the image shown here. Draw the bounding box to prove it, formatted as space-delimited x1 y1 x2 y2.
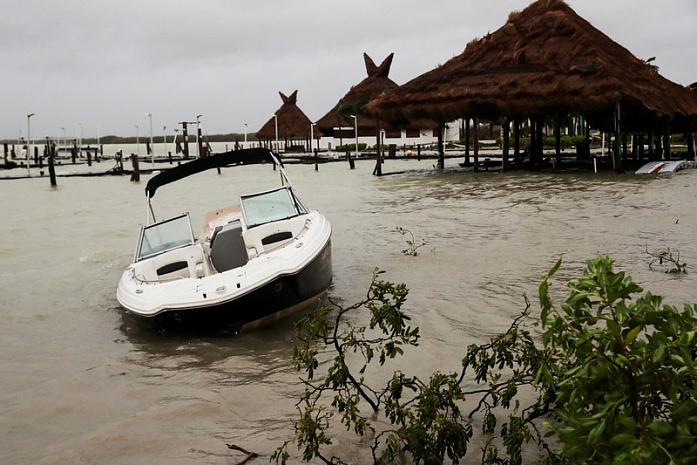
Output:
130 154 140 182
436 121 445 169
181 123 190 159
48 140 57 187
372 122 382 176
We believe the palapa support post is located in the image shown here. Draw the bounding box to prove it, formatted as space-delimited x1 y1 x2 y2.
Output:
314 148 319 172
464 118 471 167
130 154 140 182
502 116 510 172
473 116 480 173
554 114 561 169
535 116 544 168
3 143 7 165
436 121 445 169
687 116 695 160
655 131 663 160
663 126 671 160
612 102 622 172
513 118 521 169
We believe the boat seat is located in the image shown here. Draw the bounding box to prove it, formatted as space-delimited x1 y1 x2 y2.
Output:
210 220 249 272
134 244 205 282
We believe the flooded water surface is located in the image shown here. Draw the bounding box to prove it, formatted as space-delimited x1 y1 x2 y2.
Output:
1 157 696 464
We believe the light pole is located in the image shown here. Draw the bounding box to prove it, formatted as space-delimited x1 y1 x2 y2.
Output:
135 125 140 157
244 123 248 148
273 114 278 154
162 126 167 159
172 128 179 155
78 122 83 157
146 112 154 168
196 114 202 159
310 122 319 153
27 113 35 176
60 127 66 149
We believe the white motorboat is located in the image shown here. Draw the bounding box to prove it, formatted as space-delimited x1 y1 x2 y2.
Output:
117 148 332 332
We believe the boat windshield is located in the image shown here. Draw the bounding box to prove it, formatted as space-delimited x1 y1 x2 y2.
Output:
241 187 303 228
136 213 195 261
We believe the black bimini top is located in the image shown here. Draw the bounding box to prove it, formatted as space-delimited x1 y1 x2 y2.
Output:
145 148 278 199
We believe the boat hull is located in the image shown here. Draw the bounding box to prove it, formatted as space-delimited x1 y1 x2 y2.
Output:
130 240 332 333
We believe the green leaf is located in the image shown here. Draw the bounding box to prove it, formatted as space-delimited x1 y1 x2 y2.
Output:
625 325 642 345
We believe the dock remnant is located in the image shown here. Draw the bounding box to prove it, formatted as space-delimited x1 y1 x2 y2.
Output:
130 154 140 182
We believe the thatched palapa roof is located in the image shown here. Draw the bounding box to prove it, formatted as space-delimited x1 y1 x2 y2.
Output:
315 53 399 135
367 0 697 133
256 90 321 140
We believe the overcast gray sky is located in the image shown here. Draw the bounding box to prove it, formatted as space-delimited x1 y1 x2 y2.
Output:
2 0 695 141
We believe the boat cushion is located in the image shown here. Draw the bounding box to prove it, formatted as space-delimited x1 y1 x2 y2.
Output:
210 220 248 272
157 261 188 276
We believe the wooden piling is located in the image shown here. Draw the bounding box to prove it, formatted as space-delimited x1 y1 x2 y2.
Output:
48 141 57 186
130 154 140 182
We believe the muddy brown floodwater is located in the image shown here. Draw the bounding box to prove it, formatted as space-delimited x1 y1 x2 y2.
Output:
2 157 696 464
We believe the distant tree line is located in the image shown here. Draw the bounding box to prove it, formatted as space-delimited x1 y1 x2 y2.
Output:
0 133 258 145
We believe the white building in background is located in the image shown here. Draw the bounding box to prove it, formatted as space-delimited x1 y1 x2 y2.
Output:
317 120 463 153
